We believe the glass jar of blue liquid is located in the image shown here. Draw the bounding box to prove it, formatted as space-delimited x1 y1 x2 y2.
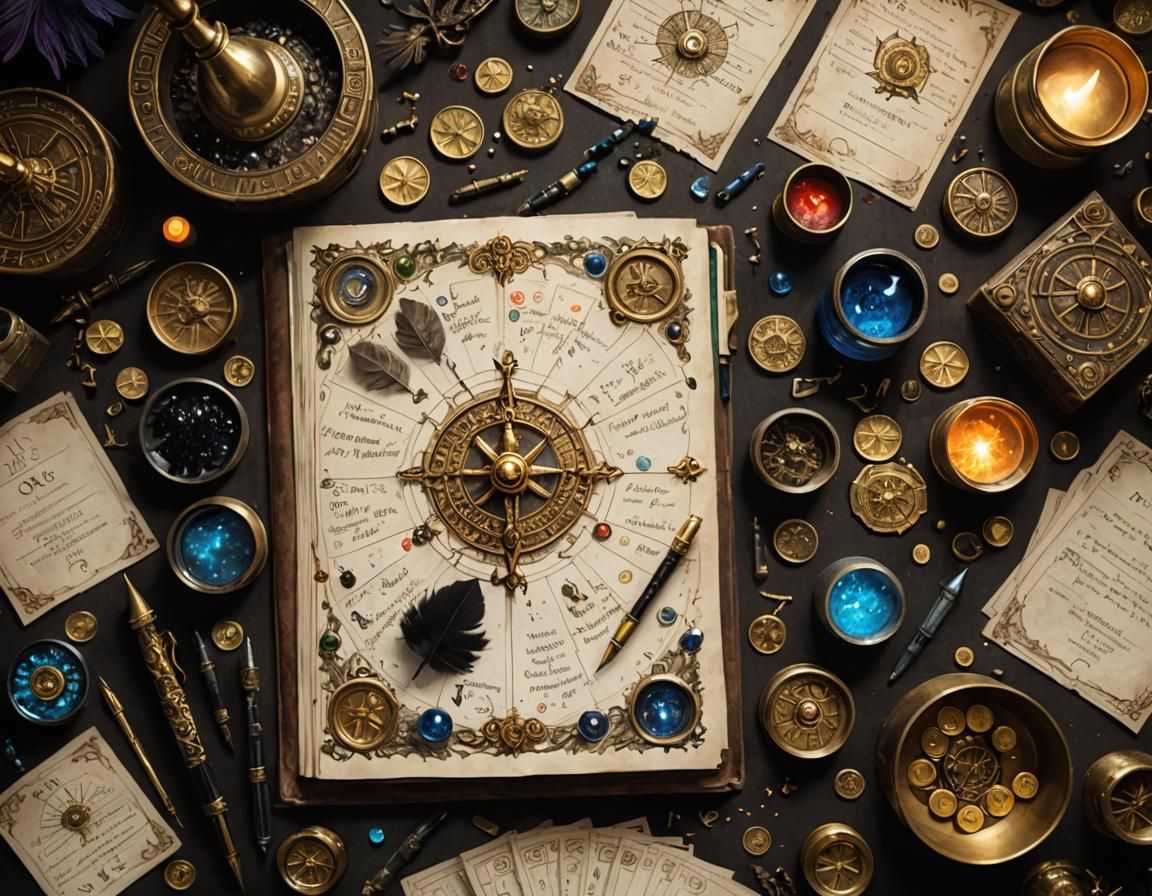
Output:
813 557 905 646
817 249 928 361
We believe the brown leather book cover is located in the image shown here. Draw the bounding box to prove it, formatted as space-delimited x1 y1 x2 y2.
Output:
262 225 742 805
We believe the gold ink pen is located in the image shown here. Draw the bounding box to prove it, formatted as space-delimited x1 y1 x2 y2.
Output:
98 675 182 829
124 576 244 890
596 515 702 672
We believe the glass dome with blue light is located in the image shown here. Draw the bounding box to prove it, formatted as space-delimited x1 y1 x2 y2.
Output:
817 250 927 361
8 639 89 725
628 674 700 745
167 497 267 594
814 557 905 646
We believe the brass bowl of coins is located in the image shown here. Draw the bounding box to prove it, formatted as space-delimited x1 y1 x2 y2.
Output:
876 673 1071 864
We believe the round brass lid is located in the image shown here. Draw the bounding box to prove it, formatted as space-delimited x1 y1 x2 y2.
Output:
212 619 245 651
943 167 1017 239
327 678 399 752
759 663 855 758
430 105 485 160
379 156 430 208
514 0 581 36
852 414 902 462
801 823 874 896
276 826 348 895
604 246 684 324
147 262 240 355
115 367 150 402
85 320 124 356
502 89 564 151
29 664 65 700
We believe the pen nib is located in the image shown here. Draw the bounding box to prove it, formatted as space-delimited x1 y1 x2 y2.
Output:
943 567 968 596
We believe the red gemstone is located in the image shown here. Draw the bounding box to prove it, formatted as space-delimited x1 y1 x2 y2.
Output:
593 522 612 541
786 176 845 232
402 537 412 551
450 63 469 81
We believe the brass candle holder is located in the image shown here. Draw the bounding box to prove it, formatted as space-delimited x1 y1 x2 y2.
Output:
0 88 125 278
996 26 1148 168
1081 749 1152 844
129 0 377 209
929 397 1038 493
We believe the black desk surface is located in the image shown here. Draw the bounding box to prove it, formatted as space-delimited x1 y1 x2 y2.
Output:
2 1 1151 893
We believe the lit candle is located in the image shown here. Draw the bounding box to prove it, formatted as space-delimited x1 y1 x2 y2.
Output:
1036 44 1128 139
930 397 1038 492
162 215 196 248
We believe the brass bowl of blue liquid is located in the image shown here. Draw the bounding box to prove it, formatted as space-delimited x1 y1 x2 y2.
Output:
8 639 89 725
167 496 268 593
813 556 905 646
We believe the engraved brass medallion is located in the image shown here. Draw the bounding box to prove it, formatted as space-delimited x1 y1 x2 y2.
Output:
605 247 684 324
327 679 399 752
868 33 931 101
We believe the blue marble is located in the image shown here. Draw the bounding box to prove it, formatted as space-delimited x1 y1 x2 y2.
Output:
338 265 378 306
509 309 521 322
368 827 386 846
658 607 677 626
176 505 257 588
839 263 918 338
436 295 449 307
828 568 901 641
679 627 704 653
689 176 711 202
665 322 683 342
584 252 608 278
577 710 609 743
633 679 694 740
768 270 794 297
418 708 453 743
8 641 87 724
635 455 652 471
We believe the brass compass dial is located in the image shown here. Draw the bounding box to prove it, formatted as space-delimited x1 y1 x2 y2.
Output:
400 351 621 592
655 8 729 78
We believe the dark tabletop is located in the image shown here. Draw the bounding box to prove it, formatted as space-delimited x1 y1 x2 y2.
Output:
2 0 1151 893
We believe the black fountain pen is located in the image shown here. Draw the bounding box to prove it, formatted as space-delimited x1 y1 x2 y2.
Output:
362 810 448 896
193 630 234 752
888 568 968 684
597 515 703 672
125 576 244 890
240 637 272 857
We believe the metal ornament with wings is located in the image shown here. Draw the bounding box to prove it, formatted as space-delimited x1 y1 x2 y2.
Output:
377 0 499 82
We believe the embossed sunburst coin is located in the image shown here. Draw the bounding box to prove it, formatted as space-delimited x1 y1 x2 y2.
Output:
627 160 668 201
379 156 430 207
748 315 806 373
429 105 485 160
502 89 564 150
84 320 124 355
474 57 514 95
852 414 901 461
919 341 969 389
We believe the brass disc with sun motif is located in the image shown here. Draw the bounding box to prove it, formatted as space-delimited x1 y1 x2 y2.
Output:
849 461 927 535
655 9 729 78
146 262 240 355
327 679 399 752
430 106 485 160
944 168 1017 239
277 826 348 895
604 247 684 324
399 351 621 593
759 664 855 759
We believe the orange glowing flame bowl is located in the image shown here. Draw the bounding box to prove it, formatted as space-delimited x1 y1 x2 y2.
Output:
930 397 1038 493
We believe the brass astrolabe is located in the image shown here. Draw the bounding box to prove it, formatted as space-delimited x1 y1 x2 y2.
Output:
0 88 125 278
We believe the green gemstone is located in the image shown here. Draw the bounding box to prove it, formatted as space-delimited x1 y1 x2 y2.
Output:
320 631 341 652
393 254 416 279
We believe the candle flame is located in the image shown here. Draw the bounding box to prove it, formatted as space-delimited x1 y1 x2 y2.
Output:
1063 68 1100 107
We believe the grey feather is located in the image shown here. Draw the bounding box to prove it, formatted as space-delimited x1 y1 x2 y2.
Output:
395 297 446 363
347 341 413 393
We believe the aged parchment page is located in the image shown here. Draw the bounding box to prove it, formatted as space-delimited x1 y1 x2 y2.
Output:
771 0 1018 209
566 0 817 170
0 728 179 896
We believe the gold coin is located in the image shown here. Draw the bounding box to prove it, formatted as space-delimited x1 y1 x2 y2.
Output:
627 160 668 201
165 858 196 891
747 613 787 655
914 223 940 249
772 518 818 565
938 273 959 295
853 414 902 462
1012 771 1039 799
1050 430 1080 462
991 725 1017 752
328 679 400 751
379 156 430 207
429 105 485 160
956 804 985 833
966 704 994 733
928 788 958 818
474 57 514 94
502 89 564 151
907 757 938 788
937 706 966 737
982 515 1013 548
952 532 983 563
984 784 1015 817
211 619 245 651
742 825 772 856
954 646 975 668
64 610 98 643
920 726 948 759
912 543 931 565
834 768 866 800
85 319 124 355
619 570 632 584
919 341 969 389
747 315 806 373
115 367 149 401
224 355 255 388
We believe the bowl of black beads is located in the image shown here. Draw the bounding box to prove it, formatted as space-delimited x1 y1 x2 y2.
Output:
140 378 249 484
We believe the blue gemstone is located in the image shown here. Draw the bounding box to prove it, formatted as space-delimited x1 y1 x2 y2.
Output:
584 252 608 278
8 640 88 724
839 262 918 338
679 627 704 652
509 309 520 322
769 270 794 296
368 827 386 846
436 295 448 306
658 607 677 626
636 456 652 471
176 505 257 588
417 708 453 743
633 679 694 740
665 322 683 342
577 710 609 743
828 568 902 641
338 265 377 306
689 176 711 202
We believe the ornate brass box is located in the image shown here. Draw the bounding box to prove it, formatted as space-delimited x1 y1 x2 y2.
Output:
968 193 1152 412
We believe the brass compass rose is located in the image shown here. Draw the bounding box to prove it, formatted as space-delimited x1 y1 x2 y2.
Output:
399 351 621 593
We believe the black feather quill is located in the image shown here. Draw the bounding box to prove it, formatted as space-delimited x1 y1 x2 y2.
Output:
400 579 488 680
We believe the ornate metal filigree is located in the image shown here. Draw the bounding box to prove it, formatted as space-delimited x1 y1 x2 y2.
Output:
849 461 928 535
468 235 534 287
458 709 548 754
667 456 705 483
943 734 1000 802
868 33 932 102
